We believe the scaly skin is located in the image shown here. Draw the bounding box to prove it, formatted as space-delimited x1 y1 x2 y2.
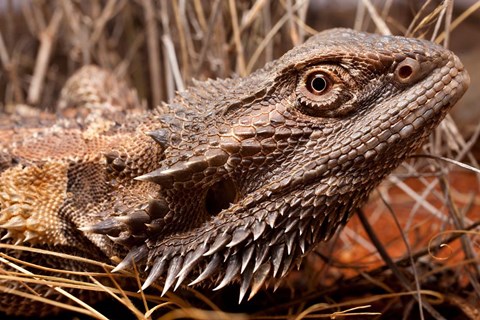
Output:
0 29 470 316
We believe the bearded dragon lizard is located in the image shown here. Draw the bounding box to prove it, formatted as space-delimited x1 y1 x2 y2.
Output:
0 29 470 316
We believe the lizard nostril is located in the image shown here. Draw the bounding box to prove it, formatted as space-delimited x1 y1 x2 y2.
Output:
205 178 238 216
394 57 422 85
398 65 413 79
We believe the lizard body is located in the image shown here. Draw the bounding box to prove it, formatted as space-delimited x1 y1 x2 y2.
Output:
0 29 470 316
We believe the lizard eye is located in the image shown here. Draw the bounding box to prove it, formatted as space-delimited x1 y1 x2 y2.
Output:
296 65 354 117
306 72 331 95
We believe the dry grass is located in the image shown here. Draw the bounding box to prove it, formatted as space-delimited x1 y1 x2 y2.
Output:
1 1 480 319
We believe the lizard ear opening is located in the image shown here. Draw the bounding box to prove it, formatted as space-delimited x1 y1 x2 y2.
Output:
205 178 237 216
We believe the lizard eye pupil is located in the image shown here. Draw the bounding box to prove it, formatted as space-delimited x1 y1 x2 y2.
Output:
307 73 329 94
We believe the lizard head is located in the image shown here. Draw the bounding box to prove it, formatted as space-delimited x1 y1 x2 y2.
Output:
87 29 469 301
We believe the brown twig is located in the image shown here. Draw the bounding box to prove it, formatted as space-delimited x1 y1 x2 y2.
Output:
27 8 63 105
356 208 445 320
142 0 163 107
229 0 246 76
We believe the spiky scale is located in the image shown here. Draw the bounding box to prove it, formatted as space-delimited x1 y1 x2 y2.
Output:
189 253 222 286
0 230 13 241
137 147 230 186
115 210 150 230
273 279 282 292
284 219 298 233
226 229 250 247
23 230 38 243
104 151 119 163
298 217 311 236
134 167 176 186
175 245 207 289
279 251 294 278
204 149 229 167
183 157 209 172
299 207 313 220
213 254 240 290
241 245 255 273
248 262 271 300
271 245 284 277
203 233 231 256
252 220 266 240
299 233 307 254
79 217 121 235
107 233 136 247
266 212 278 228
268 231 283 246
239 261 254 303
146 130 169 149
141 257 166 290
0 216 26 229
253 245 269 272
111 158 126 171
148 198 169 218
162 255 184 296
112 245 148 273
279 204 289 216
286 232 296 255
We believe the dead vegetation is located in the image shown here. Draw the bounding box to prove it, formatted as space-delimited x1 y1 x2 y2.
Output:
0 0 479 319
